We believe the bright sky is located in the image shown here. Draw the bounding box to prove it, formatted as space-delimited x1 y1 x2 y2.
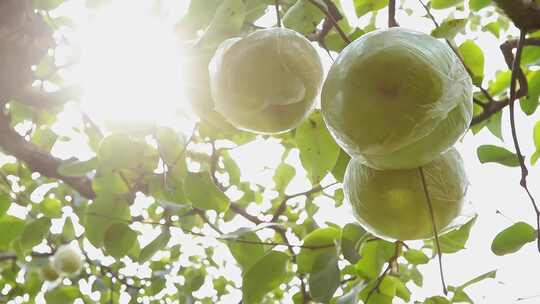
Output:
4 0 540 303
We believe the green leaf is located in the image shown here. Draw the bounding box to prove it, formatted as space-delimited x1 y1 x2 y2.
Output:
491 222 537 256
57 158 97 177
295 111 340 184
308 252 340 303
155 127 185 165
424 296 451 304
222 151 241 185
92 171 129 196
486 111 503 140
282 0 325 34
431 0 463 9
21 218 51 251
98 134 140 170
242 251 289 304
273 163 296 192
33 0 64 11
63 217 76 240
379 276 410 301
431 18 467 39
403 249 430 265
84 195 131 247
297 227 340 273
354 0 389 17
104 223 137 258
184 268 206 292
225 230 268 270
458 270 497 289
520 71 540 115
0 215 25 250
175 0 222 37
435 216 477 254
458 40 485 86
488 71 511 96
477 145 520 167
139 230 171 262
469 0 491 11
355 240 395 279
332 149 351 183
341 223 369 264
184 171 230 212
532 120 540 165
482 22 500 38
197 0 246 48
41 198 62 218
0 194 10 217
522 46 540 67
44 286 79 304
451 289 474 303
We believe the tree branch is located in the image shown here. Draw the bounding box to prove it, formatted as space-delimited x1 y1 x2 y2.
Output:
493 0 540 31
271 182 338 222
0 112 95 199
470 38 540 126
306 0 350 44
388 0 399 27
506 30 540 253
2 86 80 109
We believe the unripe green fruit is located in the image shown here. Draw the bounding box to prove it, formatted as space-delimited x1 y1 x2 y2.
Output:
209 28 323 134
40 261 60 281
322 28 472 170
53 245 82 274
344 148 468 241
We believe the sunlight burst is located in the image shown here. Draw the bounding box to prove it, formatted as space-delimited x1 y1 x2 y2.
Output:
78 1 192 130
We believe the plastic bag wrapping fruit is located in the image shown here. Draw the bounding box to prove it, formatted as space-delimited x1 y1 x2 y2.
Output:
343 148 472 241
209 28 324 134
322 27 473 170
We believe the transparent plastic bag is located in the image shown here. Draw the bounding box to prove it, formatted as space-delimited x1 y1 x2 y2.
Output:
209 28 323 134
322 27 473 170
343 148 471 241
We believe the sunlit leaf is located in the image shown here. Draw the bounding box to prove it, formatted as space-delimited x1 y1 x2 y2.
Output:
477 145 520 167
295 111 340 184
243 251 289 304
491 222 537 255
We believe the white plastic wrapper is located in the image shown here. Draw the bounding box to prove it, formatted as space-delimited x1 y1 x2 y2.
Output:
344 148 470 241
209 28 323 134
322 27 473 170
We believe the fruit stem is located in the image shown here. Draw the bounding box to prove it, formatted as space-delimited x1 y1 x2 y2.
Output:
418 166 448 295
274 0 282 28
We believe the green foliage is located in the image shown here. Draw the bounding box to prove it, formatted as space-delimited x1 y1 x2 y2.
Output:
491 222 537 255
139 230 171 263
242 251 289 304
184 171 230 212
431 19 467 39
531 120 540 165
477 144 521 167
283 0 325 34
295 111 340 184
458 40 485 86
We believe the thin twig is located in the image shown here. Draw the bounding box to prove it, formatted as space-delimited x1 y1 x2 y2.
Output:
388 0 399 27
419 167 447 294
307 0 350 44
365 242 402 303
271 182 338 222
417 0 494 105
506 30 540 253
84 212 334 250
274 0 281 27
